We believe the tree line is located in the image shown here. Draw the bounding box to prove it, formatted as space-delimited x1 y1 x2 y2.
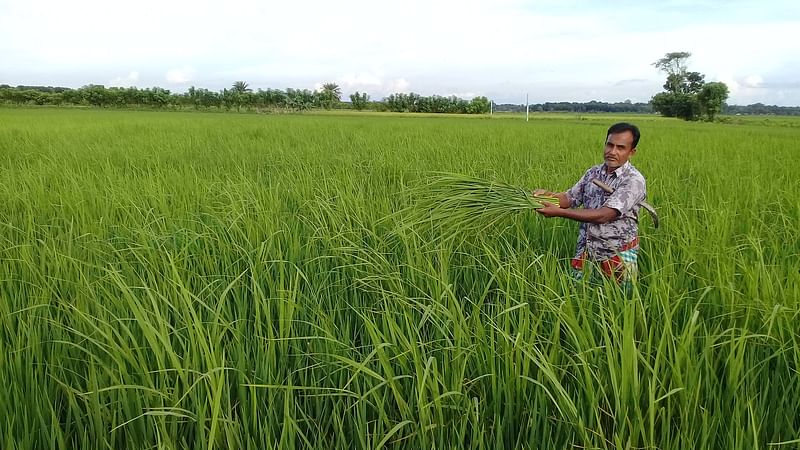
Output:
2 71 797 116
724 103 800 116
383 93 490 114
0 82 345 112
494 100 653 114
0 82 489 114
493 101 799 116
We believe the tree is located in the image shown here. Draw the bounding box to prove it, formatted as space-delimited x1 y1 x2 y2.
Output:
349 91 369 110
232 81 251 94
467 96 490 114
653 52 691 84
286 88 315 111
259 88 288 109
685 71 705 94
384 92 421 112
146 87 171 108
653 52 707 95
319 83 341 109
697 82 729 121
80 85 110 107
221 89 236 111
229 81 252 112
651 92 700 121
651 51 709 121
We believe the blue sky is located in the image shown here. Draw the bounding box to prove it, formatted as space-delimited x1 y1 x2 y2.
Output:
1 0 798 105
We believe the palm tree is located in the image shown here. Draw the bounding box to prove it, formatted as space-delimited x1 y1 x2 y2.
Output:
230 81 253 112
320 83 341 109
231 81 251 94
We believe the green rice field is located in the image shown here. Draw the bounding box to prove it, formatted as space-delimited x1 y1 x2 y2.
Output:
1 108 799 449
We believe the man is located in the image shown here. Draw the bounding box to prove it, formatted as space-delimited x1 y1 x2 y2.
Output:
534 122 646 287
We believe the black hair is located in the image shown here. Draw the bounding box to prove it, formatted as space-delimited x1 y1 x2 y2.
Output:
607 122 640 148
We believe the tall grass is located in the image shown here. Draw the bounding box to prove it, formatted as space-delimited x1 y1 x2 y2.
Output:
0 108 798 449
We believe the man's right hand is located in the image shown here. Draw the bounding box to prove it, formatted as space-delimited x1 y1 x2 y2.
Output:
536 201 563 218
533 190 571 209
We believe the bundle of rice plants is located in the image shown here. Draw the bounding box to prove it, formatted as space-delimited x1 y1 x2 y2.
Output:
398 173 560 236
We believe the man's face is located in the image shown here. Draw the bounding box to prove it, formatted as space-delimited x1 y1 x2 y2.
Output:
604 131 637 170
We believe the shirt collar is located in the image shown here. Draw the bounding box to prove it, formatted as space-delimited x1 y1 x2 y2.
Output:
601 161 631 178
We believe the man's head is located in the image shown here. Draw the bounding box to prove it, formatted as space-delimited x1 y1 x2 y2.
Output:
604 122 640 171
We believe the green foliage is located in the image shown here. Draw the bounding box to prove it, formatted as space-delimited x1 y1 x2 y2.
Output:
384 93 488 114
286 88 315 111
651 51 727 121
256 88 289 109
402 173 559 238
187 86 221 109
225 82 253 112
698 82 730 121
724 103 800 115
467 96 491 114
685 71 706 94
650 92 701 120
318 83 342 110
652 51 692 78
1 109 799 449
82 84 110 107
231 81 251 94
349 91 370 110
496 100 652 114
662 72 705 95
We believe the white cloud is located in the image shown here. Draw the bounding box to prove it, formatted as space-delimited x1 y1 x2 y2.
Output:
165 67 195 84
717 73 741 93
446 92 479 99
743 75 763 88
339 72 383 90
313 73 412 97
387 78 411 94
714 73 779 105
109 71 139 87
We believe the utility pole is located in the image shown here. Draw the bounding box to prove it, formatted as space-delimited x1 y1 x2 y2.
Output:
526 93 529 122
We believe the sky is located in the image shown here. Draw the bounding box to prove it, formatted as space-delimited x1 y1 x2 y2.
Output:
1 0 799 106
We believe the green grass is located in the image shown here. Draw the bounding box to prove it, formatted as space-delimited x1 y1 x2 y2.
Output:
1 107 799 449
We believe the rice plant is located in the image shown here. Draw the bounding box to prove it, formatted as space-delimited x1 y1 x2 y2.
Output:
400 173 560 238
0 108 798 449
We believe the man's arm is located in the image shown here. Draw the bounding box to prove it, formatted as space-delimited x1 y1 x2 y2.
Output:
536 202 619 224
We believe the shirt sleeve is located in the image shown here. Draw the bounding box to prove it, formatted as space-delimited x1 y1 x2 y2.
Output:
565 168 592 208
604 175 646 216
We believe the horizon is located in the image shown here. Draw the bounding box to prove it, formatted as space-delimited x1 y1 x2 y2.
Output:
3 83 798 108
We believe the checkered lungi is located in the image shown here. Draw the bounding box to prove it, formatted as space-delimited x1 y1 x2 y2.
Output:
570 237 639 288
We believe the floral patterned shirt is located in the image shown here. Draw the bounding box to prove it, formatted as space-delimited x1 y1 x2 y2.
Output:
565 161 647 261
